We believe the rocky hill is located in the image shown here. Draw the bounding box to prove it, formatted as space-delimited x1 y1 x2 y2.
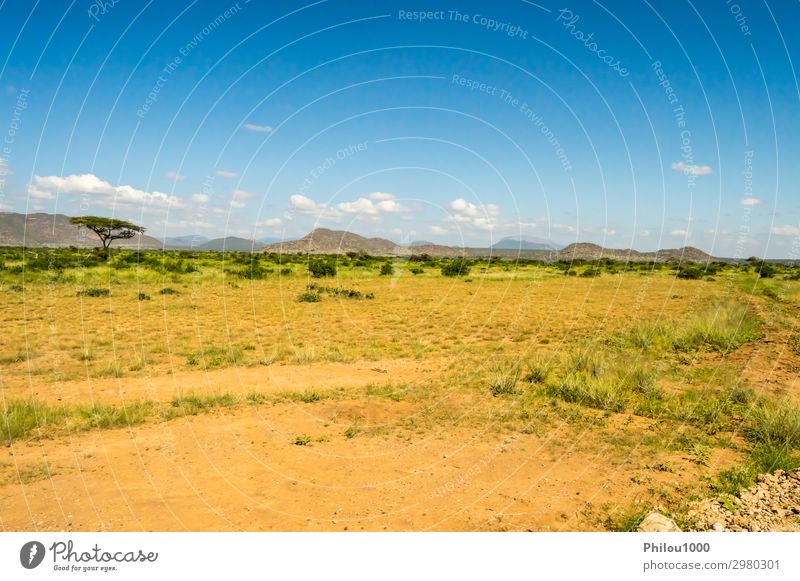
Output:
262 228 404 255
0 212 161 249
558 242 713 263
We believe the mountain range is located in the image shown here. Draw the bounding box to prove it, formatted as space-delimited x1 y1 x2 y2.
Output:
262 228 714 262
0 213 715 262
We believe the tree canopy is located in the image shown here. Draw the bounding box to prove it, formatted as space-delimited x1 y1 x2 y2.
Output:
69 216 146 254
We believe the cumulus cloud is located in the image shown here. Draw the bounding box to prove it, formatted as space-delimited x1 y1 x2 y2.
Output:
215 170 238 178
430 225 448 236
289 194 321 214
288 194 406 221
192 193 209 203
740 197 762 206
27 173 182 209
671 229 689 236
165 171 186 182
367 191 395 201
230 189 255 209
446 198 500 231
243 123 273 133
671 162 713 176
770 225 800 236
337 197 406 216
264 217 282 227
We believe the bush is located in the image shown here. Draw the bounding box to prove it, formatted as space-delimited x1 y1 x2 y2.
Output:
744 401 800 449
489 368 519 396
379 262 394 276
410 267 424 275
297 291 322 303
308 259 336 278
441 259 470 277
547 373 628 412
137 292 151 301
159 287 180 295
77 288 110 297
523 358 550 384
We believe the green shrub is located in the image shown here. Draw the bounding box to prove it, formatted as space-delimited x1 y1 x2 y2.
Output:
77 288 110 297
547 373 628 412
159 287 180 295
308 259 336 278
441 259 471 277
379 262 394 276
297 291 322 303
410 267 424 275
744 401 800 449
524 358 550 384
489 368 519 396
137 292 151 301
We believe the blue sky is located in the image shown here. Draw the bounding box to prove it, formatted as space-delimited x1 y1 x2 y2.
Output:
0 0 798 257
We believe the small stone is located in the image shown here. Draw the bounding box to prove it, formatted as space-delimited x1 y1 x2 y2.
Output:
637 512 681 532
711 522 726 532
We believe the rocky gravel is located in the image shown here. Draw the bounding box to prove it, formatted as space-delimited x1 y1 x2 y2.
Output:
688 470 800 532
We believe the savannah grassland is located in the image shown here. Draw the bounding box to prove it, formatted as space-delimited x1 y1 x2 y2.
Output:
1 248 799 531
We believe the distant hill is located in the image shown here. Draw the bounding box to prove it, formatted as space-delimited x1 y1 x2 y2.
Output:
262 229 716 263
491 236 561 251
262 228 403 255
198 237 261 252
161 234 210 248
409 240 434 247
558 242 713 263
0 212 161 248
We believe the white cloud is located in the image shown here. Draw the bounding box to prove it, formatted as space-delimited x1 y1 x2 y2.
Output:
671 229 689 236
367 191 395 201
192 193 209 203
770 225 800 236
430 225 448 236
288 194 406 221
740 197 762 206
336 197 406 217
243 123 273 133
639 229 650 237
230 189 255 208
215 170 238 178
27 173 182 209
166 171 186 182
446 198 500 231
585 227 616 236
671 162 713 176
552 223 576 234
289 194 321 214
264 217 282 227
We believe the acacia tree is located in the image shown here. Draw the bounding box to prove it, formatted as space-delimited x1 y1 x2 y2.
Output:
69 216 145 259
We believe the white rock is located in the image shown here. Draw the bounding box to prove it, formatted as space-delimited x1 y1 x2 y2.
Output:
637 512 681 532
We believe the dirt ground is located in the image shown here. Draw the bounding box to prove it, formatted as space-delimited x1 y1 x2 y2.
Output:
1 272 798 531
